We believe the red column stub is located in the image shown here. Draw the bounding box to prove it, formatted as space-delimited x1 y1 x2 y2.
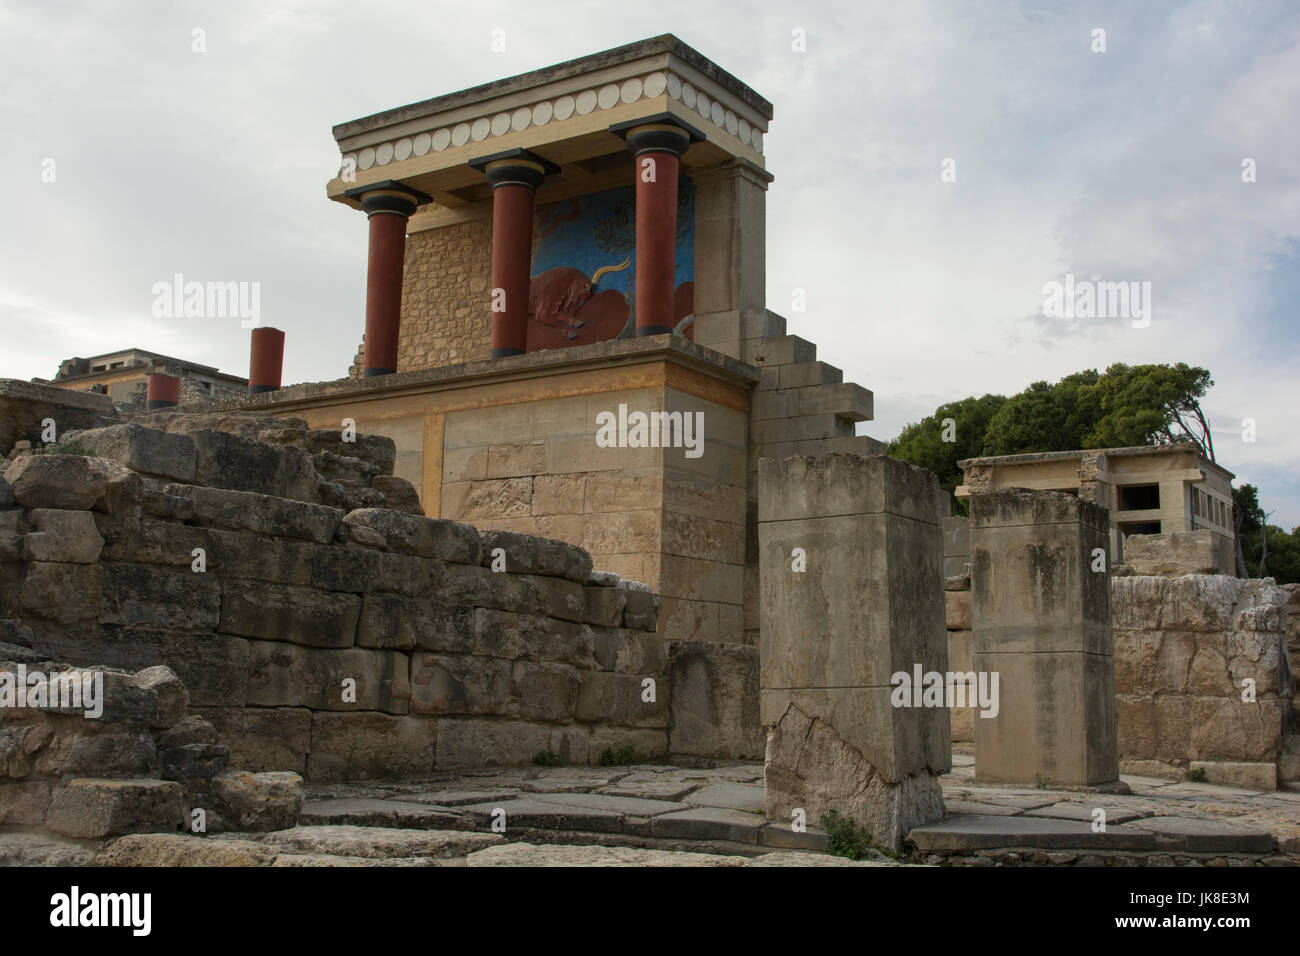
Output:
612 115 704 338
146 373 180 409
343 180 432 377
248 326 285 393
470 148 558 359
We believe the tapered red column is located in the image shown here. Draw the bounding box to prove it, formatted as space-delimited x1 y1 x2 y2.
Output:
613 116 702 337
344 180 432 377
471 149 557 358
248 326 285 393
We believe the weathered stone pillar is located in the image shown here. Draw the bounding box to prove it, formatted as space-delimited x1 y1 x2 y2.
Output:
145 373 179 409
344 180 431 376
970 488 1119 786
613 115 702 337
759 453 950 851
471 149 557 358
248 326 285 394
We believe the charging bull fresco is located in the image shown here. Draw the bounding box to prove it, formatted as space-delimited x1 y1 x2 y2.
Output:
527 179 694 352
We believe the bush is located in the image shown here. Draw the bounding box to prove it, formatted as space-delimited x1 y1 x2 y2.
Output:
820 810 898 861
532 750 563 767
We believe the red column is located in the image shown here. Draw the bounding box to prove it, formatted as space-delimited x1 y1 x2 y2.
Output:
634 150 681 336
146 373 179 409
489 182 536 356
343 181 431 377
618 119 698 337
248 326 285 393
471 149 555 358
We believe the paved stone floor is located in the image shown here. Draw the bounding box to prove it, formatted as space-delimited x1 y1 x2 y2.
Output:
6 750 1299 866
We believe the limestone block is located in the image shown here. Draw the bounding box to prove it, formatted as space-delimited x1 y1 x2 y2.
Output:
434 564 539 613
196 706 310 774
371 551 439 597
66 423 196 482
211 770 303 831
166 484 342 544
159 743 229 790
3 454 107 510
662 511 746 564
21 508 103 564
471 609 596 669
583 585 626 627
131 665 189 729
342 508 480 564
536 576 585 623
305 712 438 782
587 727 668 762
245 642 409 714
1188 760 1277 791
511 660 581 721
157 716 218 750
370 475 423 515
1123 531 1220 576
591 628 654 673
585 470 664 514
291 429 396 477
219 581 360 649
62 733 158 778
667 641 762 759
45 778 186 838
0 510 27 560
19 562 102 623
574 671 668 728
306 541 379 593
434 718 588 769
188 429 287 497
763 703 946 853
442 477 532 519
478 529 592 582
947 629 975 743
531 474 586 516
409 653 511 715
620 582 661 632
98 563 219 630
356 594 473 653
945 591 971 631
0 780 51 826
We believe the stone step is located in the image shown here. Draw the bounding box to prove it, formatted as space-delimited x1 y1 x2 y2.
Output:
742 335 816 368
740 308 787 340
908 813 1274 855
749 383 874 424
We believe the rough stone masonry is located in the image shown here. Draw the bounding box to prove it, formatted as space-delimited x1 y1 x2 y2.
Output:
0 411 668 781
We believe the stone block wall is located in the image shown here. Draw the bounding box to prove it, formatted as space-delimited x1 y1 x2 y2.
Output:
0 417 669 782
1113 573 1292 788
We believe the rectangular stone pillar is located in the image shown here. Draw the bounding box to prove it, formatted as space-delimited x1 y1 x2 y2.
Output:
758 453 950 851
970 489 1118 786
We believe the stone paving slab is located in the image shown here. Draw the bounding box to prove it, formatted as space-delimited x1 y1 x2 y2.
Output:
650 806 764 844
299 798 467 829
400 789 522 807
760 822 829 850
528 791 691 817
1122 816 1275 853
1159 782 1269 799
466 842 750 867
1024 803 1149 825
600 775 702 801
908 815 1159 852
457 798 628 834
683 783 765 812
260 825 503 859
943 799 1025 817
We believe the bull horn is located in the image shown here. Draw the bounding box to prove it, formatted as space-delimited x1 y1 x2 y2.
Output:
590 256 631 285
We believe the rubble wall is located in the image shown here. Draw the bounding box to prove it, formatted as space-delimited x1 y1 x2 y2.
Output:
0 414 669 782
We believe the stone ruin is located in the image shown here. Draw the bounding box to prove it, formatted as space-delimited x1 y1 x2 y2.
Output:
0 387 1296 865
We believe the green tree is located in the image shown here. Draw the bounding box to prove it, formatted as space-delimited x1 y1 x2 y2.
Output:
1234 484 1300 584
981 371 1100 455
888 394 1007 508
1080 363 1216 458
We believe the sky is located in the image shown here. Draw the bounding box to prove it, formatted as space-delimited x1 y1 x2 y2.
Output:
2 0 1297 525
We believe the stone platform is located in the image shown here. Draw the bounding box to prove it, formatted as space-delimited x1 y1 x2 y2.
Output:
6 751 1299 866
